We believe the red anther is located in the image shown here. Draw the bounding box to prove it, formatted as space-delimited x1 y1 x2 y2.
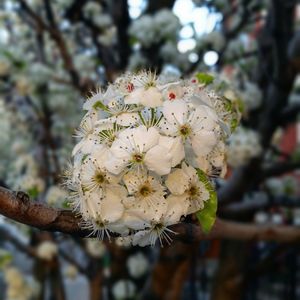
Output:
127 83 134 92
168 92 176 100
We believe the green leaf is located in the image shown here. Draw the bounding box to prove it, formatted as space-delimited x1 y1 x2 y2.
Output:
195 169 217 233
0 250 12 269
196 73 214 86
27 186 39 198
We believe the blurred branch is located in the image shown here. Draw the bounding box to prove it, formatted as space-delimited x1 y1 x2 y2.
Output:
218 0 297 206
18 0 89 95
0 226 36 257
279 103 300 126
220 195 300 220
145 0 176 14
2 187 300 243
262 161 300 178
59 248 88 275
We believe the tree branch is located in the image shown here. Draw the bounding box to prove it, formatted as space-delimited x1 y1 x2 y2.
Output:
2 187 300 243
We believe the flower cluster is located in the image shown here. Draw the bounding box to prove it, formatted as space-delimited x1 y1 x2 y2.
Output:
129 9 180 47
4 267 39 300
68 71 237 246
227 127 262 167
46 185 68 207
197 31 225 52
36 241 58 261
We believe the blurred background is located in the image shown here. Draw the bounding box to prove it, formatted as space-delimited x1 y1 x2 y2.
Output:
0 0 300 299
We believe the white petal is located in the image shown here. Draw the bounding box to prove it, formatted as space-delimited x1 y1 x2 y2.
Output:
189 105 218 131
124 88 144 105
123 212 149 231
165 194 187 224
104 153 128 175
115 112 139 127
163 99 188 125
165 169 189 195
144 145 171 175
132 126 160 153
81 191 102 219
100 188 124 223
132 230 154 247
159 136 185 167
123 170 147 194
190 130 217 156
140 87 163 108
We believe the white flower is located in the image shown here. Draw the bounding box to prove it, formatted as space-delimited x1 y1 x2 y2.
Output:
4 267 35 300
166 162 210 215
196 141 227 177
98 26 117 46
227 127 262 167
72 112 99 156
16 175 45 195
159 100 220 164
0 58 10 76
112 280 136 300
127 252 149 278
36 241 58 261
123 170 167 212
198 31 225 52
125 86 163 108
85 239 106 258
46 186 68 206
105 125 171 175
64 265 78 280
128 9 180 47
15 76 32 96
240 82 262 111
127 194 184 246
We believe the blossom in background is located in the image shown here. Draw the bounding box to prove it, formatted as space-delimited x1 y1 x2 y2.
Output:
4 267 38 300
68 71 238 246
197 31 225 52
265 176 298 196
227 127 262 167
85 239 106 258
36 241 58 261
64 265 78 280
239 81 262 111
46 185 68 207
0 58 10 76
112 279 137 300
129 9 180 47
126 252 149 278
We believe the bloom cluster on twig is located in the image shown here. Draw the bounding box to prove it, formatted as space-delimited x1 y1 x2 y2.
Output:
67 71 239 246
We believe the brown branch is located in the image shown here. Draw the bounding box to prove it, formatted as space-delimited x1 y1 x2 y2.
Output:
262 161 300 178
0 187 83 236
279 103 300 126
2 187 300 243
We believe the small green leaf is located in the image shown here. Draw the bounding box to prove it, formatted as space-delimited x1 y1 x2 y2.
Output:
196 73 214 86
0 250 12 269
230 118 239 132
195 169 217 233
92 100 109 112
27 186 39 198
62 200 71 209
